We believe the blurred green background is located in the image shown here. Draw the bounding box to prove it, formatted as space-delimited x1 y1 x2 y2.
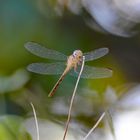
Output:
0 0 140 140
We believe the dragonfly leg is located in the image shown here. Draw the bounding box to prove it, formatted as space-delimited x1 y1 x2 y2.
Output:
78 61 82 65
74 65 79 74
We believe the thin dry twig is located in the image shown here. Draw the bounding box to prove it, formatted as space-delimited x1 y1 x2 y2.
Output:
83 112 106 140
105 110 116 140
63 56 85 140
30 102 40 140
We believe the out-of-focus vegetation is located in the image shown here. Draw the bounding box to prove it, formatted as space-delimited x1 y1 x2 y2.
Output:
0 115 31 140
0 0 140 140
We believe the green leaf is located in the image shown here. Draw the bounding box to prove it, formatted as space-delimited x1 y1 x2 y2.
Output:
0 115 32 140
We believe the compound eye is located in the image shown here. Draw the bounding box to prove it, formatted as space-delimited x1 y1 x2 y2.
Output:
73 51 77 57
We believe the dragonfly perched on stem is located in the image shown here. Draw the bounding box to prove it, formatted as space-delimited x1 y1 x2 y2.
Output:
25 42 112 97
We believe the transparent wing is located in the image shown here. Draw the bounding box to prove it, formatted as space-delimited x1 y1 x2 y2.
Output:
70 65 112 79
24 42 67 61
27 62 66 75
83 48 109 62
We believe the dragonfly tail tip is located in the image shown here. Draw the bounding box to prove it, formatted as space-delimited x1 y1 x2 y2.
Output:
48 93 53 97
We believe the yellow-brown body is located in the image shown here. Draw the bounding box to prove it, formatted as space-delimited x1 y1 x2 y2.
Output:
48 50 83 97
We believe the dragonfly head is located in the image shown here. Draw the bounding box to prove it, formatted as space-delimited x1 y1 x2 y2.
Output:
73 50 83 60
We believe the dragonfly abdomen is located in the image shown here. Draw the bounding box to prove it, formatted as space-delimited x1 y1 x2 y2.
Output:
48 70 68 97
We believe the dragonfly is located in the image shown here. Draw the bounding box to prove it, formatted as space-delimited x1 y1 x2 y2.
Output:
25 42 112 97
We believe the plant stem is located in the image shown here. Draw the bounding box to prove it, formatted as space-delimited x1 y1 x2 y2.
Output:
30 102 40 140
83 112 106 140
63 56 85 140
